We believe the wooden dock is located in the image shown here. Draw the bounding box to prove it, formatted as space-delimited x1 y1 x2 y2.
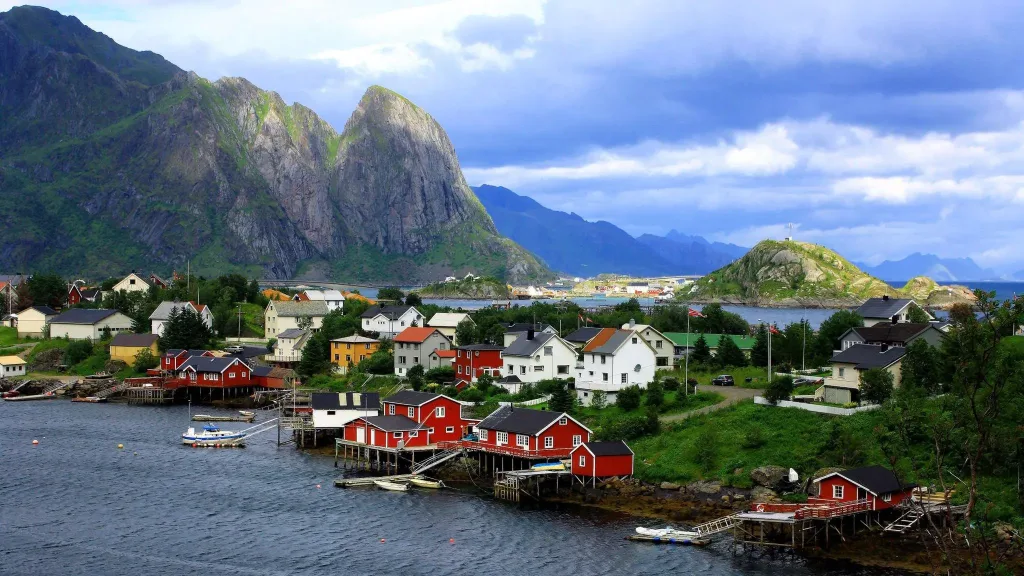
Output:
626 534 710 546
192 413 256 423
334 474 424 488
3 393 60 402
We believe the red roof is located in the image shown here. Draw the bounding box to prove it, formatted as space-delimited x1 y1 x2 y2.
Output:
189 301 207 313
394 327 440 343
433 349 457 358
582 328 617 352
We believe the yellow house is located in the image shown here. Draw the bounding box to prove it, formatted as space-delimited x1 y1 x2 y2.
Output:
109 333 160 364
330 335 379 373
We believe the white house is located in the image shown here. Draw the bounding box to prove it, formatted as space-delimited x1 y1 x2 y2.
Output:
360 305 424 338
48 309 133 340
264 300 328 338
575 328 657 406
428 312 474 344
311 392 380 429
17 306 56 338
111 272 151 294
267 329 309 365
0 356 27 378
502 322 556 347
621 320 673 368
824 344 907 405
500 331 576 387
855 296 931 327
295 289 345 312
149 301 214 336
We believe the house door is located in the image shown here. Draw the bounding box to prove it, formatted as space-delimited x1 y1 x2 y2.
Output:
357 427 366 444
857 487 867 501
370 429 376 445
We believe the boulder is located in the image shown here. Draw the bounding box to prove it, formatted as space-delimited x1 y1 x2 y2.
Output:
721 495 731 503
104 359 128 374
750 465 788 489
733 494 746 501
659 482 681 491
751 487 779 502
687 480 722 495
29 348 64 372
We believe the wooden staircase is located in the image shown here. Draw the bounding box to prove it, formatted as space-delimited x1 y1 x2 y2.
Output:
692 513 742 538
411 447 464 475
884 509 923 533
94 381 129 399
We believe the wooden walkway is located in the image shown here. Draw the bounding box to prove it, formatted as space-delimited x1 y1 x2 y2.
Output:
334 474 423 488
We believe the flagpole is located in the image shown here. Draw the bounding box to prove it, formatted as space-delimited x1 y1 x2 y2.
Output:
685 310 690 397
768 324 772 382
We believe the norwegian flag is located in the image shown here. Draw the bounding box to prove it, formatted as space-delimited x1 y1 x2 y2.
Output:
688 308 705 318
578 313 584 322
769 325 781 335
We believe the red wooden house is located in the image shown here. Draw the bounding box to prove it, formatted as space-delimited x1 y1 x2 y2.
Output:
570 441 634 484
453 344 504 387
812 465 916 511
382 390 473 443
162 349 214 372
67 284 82 307
178 357 252 388
342 416 428 449
465 405 591 458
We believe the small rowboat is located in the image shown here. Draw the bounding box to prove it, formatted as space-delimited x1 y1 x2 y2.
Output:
71 396 107 403
409 478 444 489
374 480 409 492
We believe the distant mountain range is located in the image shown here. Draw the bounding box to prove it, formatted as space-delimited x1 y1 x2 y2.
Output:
473 185 745 277
857 253 999 282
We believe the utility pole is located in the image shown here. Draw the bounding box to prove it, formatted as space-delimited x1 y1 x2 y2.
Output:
237 304 242 342
801 316 806 372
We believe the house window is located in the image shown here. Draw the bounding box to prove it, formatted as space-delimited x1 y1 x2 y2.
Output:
428 428 434 434
833 485 844 499
457 365 462 374
410 431 418 437
600 355 606 364
346 355 351 362
543 346 552 356
334 354 340 361
436 407 445 418
655 340 662 349
516 434 529 448
457 350 462 358
496 431 508 445
129 279 135 285
632 337 638 344
839 367 846 378
446 426 454 433
326 410 336 415
407 407 414 418
533 366 543 372
508 365 514 374
480 429 488 441
413 357 418 364
602 373 608 382
559 417 567 425
572 435 582 446
399 356 406 364
474 351 479 357
365 344 371 350
544 436 554 449
557 365 569 374
520 366 526 375
389 404 395 415
393 432 403 439
578 455 586 467
588 371 594 376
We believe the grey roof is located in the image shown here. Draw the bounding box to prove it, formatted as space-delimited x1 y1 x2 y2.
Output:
850 323 937 344
28 305 57 315
503 322 554 334
830 344 907 369
276 328 307 339
312 392 380 411
110 333 159 348
564 327 603 344
497 375 522 384
855 297 916 319
478 405 562 435
363 415 424 432
149 301 191 320
580 441 633 456
80 288 100 299
271 300 329 317
50 309 119 325
586 329 633 355
180 356 247 373
820 465 915 496
331 335 379 343
360 305 416 320
252 366 272 377
502 331 557 357
385 390 442 406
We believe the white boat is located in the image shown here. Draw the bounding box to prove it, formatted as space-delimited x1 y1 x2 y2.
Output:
374 479 410 491
182 423 246 446
531 462 565 471
635 527 700 539
409 478 444 489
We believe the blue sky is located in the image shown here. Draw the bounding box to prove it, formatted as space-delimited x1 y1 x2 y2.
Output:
9 0 1024 273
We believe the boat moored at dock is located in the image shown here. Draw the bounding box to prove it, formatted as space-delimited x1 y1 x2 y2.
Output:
190 410 256 423
373 479 410 491
408 477 444 489
182 423 246 447
71 396 107 403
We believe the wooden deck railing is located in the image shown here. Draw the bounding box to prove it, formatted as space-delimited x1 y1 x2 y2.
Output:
794 499 870 519
438 440 573 459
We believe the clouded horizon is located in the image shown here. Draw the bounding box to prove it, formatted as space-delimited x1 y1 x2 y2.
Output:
8 0 1024 274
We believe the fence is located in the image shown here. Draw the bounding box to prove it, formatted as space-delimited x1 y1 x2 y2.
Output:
753 396 880 416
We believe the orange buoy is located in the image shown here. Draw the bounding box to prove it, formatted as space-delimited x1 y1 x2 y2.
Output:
316 484 321 489
380 538 386 543
32 439 39 445
449 538 455 544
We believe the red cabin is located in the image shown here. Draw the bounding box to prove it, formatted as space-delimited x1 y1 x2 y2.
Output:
468 405 591 458
67 284 82 307
179 357 252 387
342 416 428 449
382 390 473 443
570 441 634 484
453 344 504 387
162 349 214 372
812 465 916 511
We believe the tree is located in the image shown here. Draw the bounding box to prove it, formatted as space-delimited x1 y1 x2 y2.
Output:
751 324 769 368
360 350 394 374
691 334 712 365
476 373 494 395
763 375 794 405
133 348 158 373
14 281 32 311
266 338 277 353
693 303 748 335
780 320 811 369
591 390 607 410
694 428 719 474
377 287 405 303
296 316 313 332
407 364 425 391
159 306 213 351
715 336 747 368
900 339 942 394
424 365 455 384
404 293 423 307
27 273 67 310
549 380 575 413
297 332 331 378
645 380 664 409
64 340 93 366
907 304 931 324
860 367 894 404
454 319 478 346
812 310 863 365
616 385 643 411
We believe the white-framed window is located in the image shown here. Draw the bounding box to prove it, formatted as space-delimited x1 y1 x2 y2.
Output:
388 404 395 415
602 373 608 382
572 434 582 446
428 427 434 434
620 373 627 384
410 431 418 437
479 429 488 441
833 485 844 499
600 355 606 364
496 431 508 445
544 436 554 449
436 406 445 418
393 432 402 439
533 365 543 372
458 350 462 358
578 455 586 467
543 346 552 356
457 365 462 374
557 365 569 374
655 340 662 349
407 407 414 418
446 426 454 433
520 366 526 374
839 367 845 378
632 337 637 344
559 417 567 425
326 410 336 415
516 434 529 448
882 493 892 502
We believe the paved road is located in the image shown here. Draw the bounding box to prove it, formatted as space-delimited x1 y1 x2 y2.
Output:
661 385 759 423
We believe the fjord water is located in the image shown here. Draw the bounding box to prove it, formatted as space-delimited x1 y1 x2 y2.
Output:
1 402 898 576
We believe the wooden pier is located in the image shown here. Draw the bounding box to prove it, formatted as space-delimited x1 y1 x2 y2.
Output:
334 474 424 488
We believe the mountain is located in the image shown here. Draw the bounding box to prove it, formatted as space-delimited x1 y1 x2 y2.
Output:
858 253 998 282
690 240 976 308
0 6 548 283
473 185 743 276
663 230 748 259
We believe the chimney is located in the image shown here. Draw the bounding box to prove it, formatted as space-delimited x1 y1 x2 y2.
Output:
629 318 635 329
882 294 889 301
880 343 889 352
527 329 535 340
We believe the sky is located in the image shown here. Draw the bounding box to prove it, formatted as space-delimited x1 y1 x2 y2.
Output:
8 0 1024 274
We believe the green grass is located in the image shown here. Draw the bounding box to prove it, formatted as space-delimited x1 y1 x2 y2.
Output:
27 339 69 362
659 365 774 389
239 302 265 337
578 391 723 422
0 327 27 347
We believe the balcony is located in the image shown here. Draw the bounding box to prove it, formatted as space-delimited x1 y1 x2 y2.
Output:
438 439 574 459
265 354 301 363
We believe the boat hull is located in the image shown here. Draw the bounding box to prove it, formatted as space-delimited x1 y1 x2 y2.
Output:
374 480 409 491
409 478 443 489
181 434 246 447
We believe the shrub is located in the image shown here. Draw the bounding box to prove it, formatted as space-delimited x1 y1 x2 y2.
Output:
645 380 665 409
457 388 485 402
764 375 795 405
476 373 494 394
424 365 455 384
132 348 158 373
407 364 425 391
742 426 765 449
694 428 719 474
662 377 680 392
64 340 94 366
860 368 894 404
616 385 643 411
590 390 607 410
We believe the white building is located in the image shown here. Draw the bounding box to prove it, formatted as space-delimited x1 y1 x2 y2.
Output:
360 305 424 338
855 296 931 327
502 323 556 347
575 328 657 406
149 301 214 336
48 309 133 340
620 320 673 368
264 300 328 338
311 392 380 429
428 312 474 344
0 356 27 378
296 289 345 312
111 272 151 294
500 331 576 387
267 329 309 364
16 306 56 338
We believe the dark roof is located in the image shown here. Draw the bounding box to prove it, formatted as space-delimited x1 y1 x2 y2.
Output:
580 441 633 456
187 349 211 358
478 405 561 435
28 305 57 315
311 392 380 410
80 288 100 299
458 344 505 351
502 331 557 357
180 356 246 373
830 344 907 369
360 305 415 320
225 346 269 360
497 375 522 384
363 415 423 432
276 328 306 339
823 465 916 496
252 366 272 377
564 327 603 344
110 333 159 348
851 323 936 344
503 322 554 334
855 297 916 319
49 308 119 325
385 390 442 406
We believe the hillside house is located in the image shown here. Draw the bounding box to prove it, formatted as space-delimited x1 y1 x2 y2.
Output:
855 296 931 327
824 344 907 404
178 357 251 388
149 301 214 336
67 284 101 306
311 392 379 429
665 332 756 360
148 273 169 289
427 312 474 344
0 356 27 378
570 441 635 485
111 272 151 294
330 335 379 374
428 349 456 369
621 320 673 367
812 465 916 511
500 330 576 385
294 289 345 312
360 305 424 338
48 309 132 340
838 323 945 351
393 327 451 376
502 323 556 347
473 405 591 458
564 326 602 349
162 349 215 372
267 329 308 366
575 328 657 406
381 390 473 443
454 344 504 387
109 333 159 364
264 300 328 338
16 306 55 338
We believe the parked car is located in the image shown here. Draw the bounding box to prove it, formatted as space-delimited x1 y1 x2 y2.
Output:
711 374 735 386
224 346 244 353
794 376 824 386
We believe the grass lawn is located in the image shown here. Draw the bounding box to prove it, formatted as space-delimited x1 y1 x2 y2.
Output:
239 302 265 338
0 327 28 347
577 391 724 422
27 339 69 361
658 365 774 389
